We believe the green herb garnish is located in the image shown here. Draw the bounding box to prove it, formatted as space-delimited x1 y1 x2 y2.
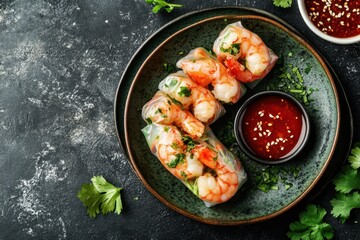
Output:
287 204 334 240
178 86 191 97
146 117 152 124
166 94 184 109
273 0 292 8
162 63 177 73
267 62 314 105
145 0 182 13
348 145 360 169
330 143 360 223
77 176 123 218
182 135 198 152
167 153 185 168
220 43 240 56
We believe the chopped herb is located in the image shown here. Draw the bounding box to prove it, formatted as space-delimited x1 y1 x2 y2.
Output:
162 63 177 73
155 108 162 114
251 165 300 192
163 126 169 132
166 94 184 109
182 135 199 152
167 153 185 168
167 78 178 88
285 183 293 190
220 43 240 56
180 171 187 179
267 62 313 105
304 65 312 74
254 167 279 192
178 86 191 97
171 142 180 150
146 117 152 124
205 48 215 56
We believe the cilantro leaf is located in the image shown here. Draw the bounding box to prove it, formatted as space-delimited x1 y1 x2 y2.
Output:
287 204 334 240
330 192 360 223
348 145 360 169
273 0 292 8
77 183 102 218
333 165 360 194
145 0 182 13
163 63 177 73
182 135 198 152
77 176 123 217
167 153 185 168
178 86 191 97
220 43 240 56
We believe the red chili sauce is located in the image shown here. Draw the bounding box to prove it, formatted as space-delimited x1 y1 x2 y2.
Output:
241 95 306 161
305 0 360 38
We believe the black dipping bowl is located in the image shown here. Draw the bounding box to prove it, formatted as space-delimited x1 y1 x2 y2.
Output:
234 90 310 164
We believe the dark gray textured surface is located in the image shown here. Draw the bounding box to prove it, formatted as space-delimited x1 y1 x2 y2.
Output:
0 0 359 239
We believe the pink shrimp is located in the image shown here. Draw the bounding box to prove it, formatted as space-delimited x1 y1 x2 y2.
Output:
213 21 278 83
142 124 205 180
158 71 225 124
193 143 241 206
176 48 246 104
142 91 205 138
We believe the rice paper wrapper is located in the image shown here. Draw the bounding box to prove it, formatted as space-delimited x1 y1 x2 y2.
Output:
142 123 247 207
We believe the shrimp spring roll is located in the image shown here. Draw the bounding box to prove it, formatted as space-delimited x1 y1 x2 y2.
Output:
142 91 205 138
176 47 246 104
213 21 278 86
158 71 226 124
142 123 247 207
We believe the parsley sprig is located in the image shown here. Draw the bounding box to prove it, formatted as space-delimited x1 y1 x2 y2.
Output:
330 144 360 223
287 205 334 240
273 0 292 8
77 176 123 218
145 0 182 13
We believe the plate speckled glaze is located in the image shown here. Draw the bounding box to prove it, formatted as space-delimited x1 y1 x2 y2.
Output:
117 8 344 225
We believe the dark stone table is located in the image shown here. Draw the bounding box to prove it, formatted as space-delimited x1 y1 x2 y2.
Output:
1 0 359 239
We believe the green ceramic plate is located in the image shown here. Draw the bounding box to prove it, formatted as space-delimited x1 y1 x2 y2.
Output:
121 10 341 225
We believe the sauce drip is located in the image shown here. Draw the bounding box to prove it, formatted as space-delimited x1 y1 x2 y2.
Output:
241 95 306 161
305 0 360 38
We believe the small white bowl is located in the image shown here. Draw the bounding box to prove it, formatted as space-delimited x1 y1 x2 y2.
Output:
297 0 360 44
